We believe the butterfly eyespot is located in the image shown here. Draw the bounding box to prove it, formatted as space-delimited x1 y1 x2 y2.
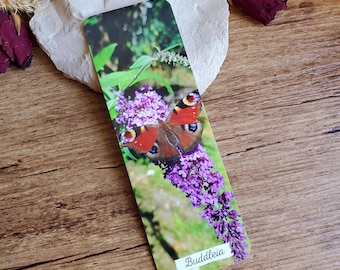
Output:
183 91 200 106
184 123 199 133
149 143 159 154
146 142 160 160
120 130 136 144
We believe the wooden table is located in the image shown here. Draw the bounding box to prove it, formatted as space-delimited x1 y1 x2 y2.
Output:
1 1 339 269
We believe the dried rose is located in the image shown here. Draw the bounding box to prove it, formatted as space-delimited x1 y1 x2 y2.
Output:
0 46 10 72
0 10 8 27
0 10 33 72
231 0 287 25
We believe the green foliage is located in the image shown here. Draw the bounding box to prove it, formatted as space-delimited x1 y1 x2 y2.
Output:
92 43 117 72
87 41 189 119
130 55 153 69
102 87 118 120
85 31 185 96
83 1 190 96
99 66 174 94
83 15 99 26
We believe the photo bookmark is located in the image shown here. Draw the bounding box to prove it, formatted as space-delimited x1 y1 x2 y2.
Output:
84 1 250 269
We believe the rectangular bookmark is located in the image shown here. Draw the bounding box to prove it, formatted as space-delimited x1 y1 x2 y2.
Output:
84 1 250 269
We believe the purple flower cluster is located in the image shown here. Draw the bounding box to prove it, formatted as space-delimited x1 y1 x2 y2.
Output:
115 85 170 129
116 85 248 262
164 144 224 207
201 193 249 262
164 144 248 262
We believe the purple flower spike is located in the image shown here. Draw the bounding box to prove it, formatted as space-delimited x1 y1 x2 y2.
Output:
164 144 249 262
164 144 224 207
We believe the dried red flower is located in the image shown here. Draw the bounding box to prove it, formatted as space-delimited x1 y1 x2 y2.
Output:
232 0 287 25
0 46 10 72
0 10 33 73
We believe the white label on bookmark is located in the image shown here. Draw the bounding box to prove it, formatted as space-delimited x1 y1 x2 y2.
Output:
175 243 233 270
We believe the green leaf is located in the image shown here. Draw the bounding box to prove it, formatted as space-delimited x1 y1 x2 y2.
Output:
100 69 174 94
84 16 99 26
121 148 138 162
133 70 174 95
108 106 118 120
102 88 119 120
162 43 181 52
100 69 138 90
102 87 115 101
93 43 117 72
130 55 153 69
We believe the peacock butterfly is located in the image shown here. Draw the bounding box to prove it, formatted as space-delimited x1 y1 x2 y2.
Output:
119 90 203 162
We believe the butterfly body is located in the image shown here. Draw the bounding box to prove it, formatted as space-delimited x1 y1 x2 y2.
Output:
120 90 202 162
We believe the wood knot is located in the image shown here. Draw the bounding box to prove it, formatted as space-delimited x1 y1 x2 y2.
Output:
56 202 67 209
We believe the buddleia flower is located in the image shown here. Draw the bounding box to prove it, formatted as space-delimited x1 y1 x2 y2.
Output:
164 144 248 262
115 85 170 129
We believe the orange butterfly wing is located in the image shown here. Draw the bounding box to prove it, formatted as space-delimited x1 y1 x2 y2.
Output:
168 90 201 125
120 126 159 153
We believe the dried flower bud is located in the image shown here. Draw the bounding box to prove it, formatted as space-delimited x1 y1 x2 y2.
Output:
231 0 287 25
0 46 10 72
0 10 33 72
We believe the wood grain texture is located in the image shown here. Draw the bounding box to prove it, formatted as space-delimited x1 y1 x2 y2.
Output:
0 0 339 269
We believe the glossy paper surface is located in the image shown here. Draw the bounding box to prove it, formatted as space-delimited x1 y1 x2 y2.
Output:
84 1 250 269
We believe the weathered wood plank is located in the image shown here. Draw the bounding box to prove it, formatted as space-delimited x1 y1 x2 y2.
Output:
0 0 339 269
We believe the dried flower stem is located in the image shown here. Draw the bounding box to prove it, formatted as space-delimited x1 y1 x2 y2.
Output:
0 0 38 13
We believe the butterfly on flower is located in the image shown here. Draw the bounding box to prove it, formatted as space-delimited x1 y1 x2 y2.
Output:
119 90 203 162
